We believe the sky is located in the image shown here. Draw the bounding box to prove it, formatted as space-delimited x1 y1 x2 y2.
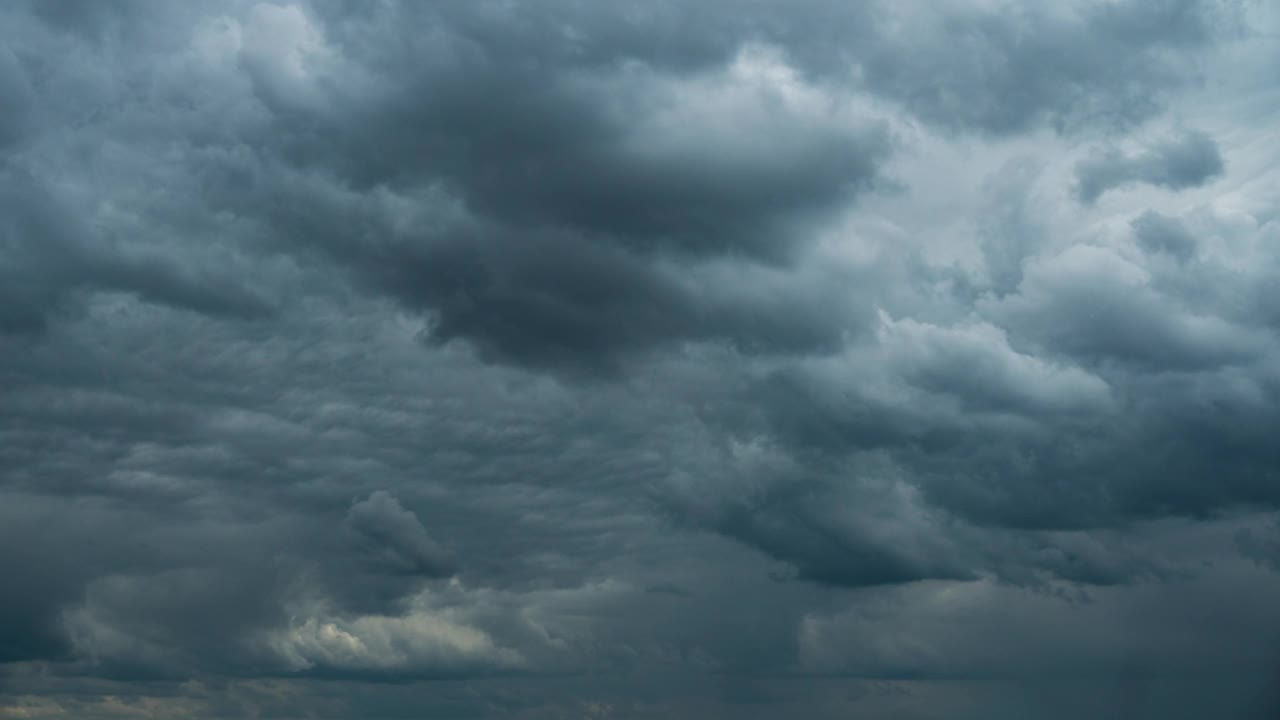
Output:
3 1 1280 718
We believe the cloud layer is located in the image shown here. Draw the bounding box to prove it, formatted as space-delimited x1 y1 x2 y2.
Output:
4 1 1280 718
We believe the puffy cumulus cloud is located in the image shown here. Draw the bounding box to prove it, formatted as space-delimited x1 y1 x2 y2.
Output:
5 1 1280 719
267 597 523 676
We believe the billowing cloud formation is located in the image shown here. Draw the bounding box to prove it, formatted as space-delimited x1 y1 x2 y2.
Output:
4 1 1280 718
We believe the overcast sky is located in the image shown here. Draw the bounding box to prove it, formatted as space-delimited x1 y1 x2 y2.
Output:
3 1 1280 718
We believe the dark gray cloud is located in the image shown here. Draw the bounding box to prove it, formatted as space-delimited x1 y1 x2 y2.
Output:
346 491 454 577
1075 129 1225 203
0 172 271 334
0 48 32 151
184 0 1228 373
1132 209 1199 261
1236 518 1280 572
195 29 892 373
4 0 1280 718
984 243 1264 371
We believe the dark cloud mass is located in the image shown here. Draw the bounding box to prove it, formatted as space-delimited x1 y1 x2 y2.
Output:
1074 129 1226 203
4 1 1280 718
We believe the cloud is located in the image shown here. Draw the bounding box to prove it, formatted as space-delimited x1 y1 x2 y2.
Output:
0 171 272 335
984 243 1265 371
4 0 1280 718
878 315 1114 415
858 0 1223 135
0 47 32 151
345 491 454 577
194 40 892 375
1131 210 1200 261
1075 130 1225 203
797 557 1280 710
268 604 523 675
1236 516 1280 572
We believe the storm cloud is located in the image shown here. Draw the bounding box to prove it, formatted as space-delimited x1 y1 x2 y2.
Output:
4 1 1280 718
